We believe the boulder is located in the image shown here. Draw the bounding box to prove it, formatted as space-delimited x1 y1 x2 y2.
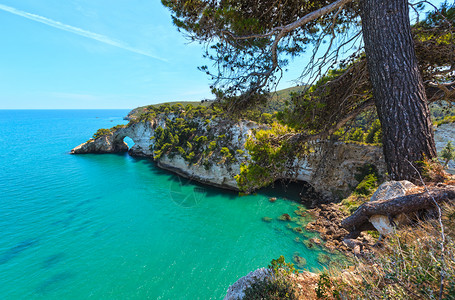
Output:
368 181 416 235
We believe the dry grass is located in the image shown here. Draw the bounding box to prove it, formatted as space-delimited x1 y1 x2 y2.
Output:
315 204 455 299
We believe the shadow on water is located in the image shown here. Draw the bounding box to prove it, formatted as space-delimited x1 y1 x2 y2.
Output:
0 238 40 265
128 155 316 205
91 225 112 238
36 271 76 295
51 196 101 228
78 153 318 207
256 181 308 202
42 253 66 269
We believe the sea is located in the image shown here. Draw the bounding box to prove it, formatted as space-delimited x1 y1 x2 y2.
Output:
0 110 330 299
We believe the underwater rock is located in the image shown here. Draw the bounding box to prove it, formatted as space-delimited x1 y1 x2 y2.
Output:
293 253 307 268
278 213 292 221
317 253 331 265
309 238 322 245
261 217 272 223
293 227 303 233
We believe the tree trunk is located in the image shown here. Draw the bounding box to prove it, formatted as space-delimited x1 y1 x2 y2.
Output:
361 0 437 181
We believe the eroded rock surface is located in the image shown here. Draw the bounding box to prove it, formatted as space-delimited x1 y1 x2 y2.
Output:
224 268 272 300
224 268 320 300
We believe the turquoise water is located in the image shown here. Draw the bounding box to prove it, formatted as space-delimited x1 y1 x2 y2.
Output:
0 110 327 299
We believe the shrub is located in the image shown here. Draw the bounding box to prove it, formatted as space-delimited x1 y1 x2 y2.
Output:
92 128 111 139
440 141 455 167
365 119 382 144
354 173 378 195
243 256 299 300
435 115 455 126
349 128 365 142
110 124 125 132
417 157 447 183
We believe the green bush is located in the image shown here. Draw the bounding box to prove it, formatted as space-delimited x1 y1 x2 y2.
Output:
440 141 455 167
243 256 298 300
92 128 111 139
365 119 382 144
355 173 378 195
109 124 125 132
349 128 365 142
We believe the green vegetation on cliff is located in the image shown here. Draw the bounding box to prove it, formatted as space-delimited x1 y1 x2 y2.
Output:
137 103 243 168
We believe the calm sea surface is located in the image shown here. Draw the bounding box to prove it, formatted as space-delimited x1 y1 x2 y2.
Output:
0 110 328 299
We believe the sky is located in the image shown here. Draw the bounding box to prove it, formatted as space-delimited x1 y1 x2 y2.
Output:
0 0 445 109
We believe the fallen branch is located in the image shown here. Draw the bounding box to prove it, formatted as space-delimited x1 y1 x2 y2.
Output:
341 186 455 234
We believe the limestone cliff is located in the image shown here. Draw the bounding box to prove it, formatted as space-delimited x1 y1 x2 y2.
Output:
71 109 384 201
71 107 455 201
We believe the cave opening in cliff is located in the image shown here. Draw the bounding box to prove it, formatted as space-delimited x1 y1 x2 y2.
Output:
260 180 321 207
123 136 135 149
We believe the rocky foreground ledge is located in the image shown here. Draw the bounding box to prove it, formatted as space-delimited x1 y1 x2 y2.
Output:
224 179 455 299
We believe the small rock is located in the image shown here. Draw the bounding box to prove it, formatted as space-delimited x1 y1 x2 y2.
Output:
369 180 416 235
303 240 314 249
293 254 307 268
309 238 322 245
262 217 272 223
269 197 277 202
293 227 303 233
278 213 292 221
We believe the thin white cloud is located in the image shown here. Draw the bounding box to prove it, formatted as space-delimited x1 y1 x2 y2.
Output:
0 4 167 62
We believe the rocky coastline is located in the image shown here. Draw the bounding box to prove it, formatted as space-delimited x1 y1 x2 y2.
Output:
71 109 390 202
72 107 455 299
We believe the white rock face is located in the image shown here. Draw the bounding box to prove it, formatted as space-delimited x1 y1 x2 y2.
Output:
157 155 241 190
70 134 128 154
298 142 385 200
72 115 417 201
368 180 416 235
224 268 273 300
118 121 156 157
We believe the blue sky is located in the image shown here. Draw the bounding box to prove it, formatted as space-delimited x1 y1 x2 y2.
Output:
0 0 445 109
0 0 218 109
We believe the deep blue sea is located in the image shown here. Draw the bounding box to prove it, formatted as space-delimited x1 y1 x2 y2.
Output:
0 110 330 299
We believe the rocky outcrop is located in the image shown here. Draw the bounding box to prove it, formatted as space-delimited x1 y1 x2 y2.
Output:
71 121 156 156
367 180 416 235
224 268 320 300
301 142 384 201
70 133 128 154
71 116 262 191
224 268 273 300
